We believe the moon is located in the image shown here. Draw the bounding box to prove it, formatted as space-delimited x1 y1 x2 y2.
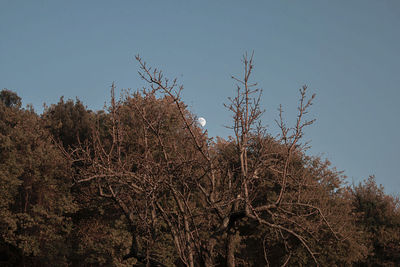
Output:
198 117 206 127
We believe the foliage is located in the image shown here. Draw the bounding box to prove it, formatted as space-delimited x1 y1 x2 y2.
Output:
0 54 399 267
0 89 21 108
352 176 400 266
42 97 94 149
0 95 76 266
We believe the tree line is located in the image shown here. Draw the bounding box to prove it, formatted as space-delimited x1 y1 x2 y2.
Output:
0 55 399 266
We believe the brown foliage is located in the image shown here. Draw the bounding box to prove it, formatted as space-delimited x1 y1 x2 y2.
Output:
66 55 369 266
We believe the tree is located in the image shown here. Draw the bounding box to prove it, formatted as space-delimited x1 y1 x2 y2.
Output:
67 55 369 266
67 84 194 265
42 97 94 149
352 176 400 266
0 90 77 266
0 89 21 108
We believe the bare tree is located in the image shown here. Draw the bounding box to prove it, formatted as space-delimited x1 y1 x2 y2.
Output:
220 54 363 266
66 54 364 266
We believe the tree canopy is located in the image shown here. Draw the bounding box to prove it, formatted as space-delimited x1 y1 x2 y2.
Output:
0 56 399 266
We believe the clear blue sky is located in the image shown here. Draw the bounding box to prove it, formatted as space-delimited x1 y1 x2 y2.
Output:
1 0 399 194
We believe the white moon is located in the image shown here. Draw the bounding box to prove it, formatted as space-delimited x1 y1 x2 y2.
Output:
198 117 206 127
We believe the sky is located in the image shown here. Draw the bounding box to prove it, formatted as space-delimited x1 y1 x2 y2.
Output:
1 0 399 194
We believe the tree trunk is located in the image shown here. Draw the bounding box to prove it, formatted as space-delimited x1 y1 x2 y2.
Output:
226 230 239 267
184 214 195 267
